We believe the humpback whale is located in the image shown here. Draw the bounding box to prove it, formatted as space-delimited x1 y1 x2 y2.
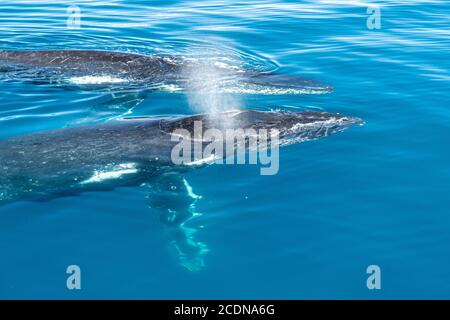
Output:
0 109 362 205
0 109 362 271
0 50 333 94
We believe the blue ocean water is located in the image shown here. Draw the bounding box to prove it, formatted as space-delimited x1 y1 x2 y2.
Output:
0 0 449 299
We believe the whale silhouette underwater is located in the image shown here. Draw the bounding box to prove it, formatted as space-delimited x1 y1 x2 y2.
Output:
0 50 361 270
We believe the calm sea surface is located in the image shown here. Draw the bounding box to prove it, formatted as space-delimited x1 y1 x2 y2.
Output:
0 0 449 298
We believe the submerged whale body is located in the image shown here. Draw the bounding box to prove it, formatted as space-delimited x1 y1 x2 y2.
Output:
0 109 362 204
0 50 333 94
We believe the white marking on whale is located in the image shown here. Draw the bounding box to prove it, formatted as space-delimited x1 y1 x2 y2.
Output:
80 163 138 184
185 154 218 167
69 75 128 85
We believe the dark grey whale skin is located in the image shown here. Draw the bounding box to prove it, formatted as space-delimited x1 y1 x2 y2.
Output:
0 50 179 83
0 109 362 204
0 115 175 204
0 50 333 93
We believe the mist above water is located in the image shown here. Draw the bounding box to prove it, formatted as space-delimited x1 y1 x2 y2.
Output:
184 58 242 116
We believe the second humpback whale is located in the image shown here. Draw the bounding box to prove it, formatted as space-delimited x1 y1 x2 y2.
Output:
0 109 362 205
0 50 333 94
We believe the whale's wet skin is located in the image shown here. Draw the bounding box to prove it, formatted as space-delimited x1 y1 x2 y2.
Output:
0 109 362 205
0 50 333 95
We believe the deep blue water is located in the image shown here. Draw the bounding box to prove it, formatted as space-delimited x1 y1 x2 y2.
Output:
0 0 449 299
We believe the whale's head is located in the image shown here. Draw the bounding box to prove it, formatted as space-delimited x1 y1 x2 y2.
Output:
226 109 363 146
162 109 363 148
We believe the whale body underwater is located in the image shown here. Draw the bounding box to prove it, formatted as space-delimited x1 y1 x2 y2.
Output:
0 50 333 94
0 109 362 205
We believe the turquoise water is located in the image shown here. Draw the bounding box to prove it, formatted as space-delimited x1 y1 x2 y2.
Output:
0 0 449 299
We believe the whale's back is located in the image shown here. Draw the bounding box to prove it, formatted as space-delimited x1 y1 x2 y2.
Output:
0 118 174 203
0 50 181 82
